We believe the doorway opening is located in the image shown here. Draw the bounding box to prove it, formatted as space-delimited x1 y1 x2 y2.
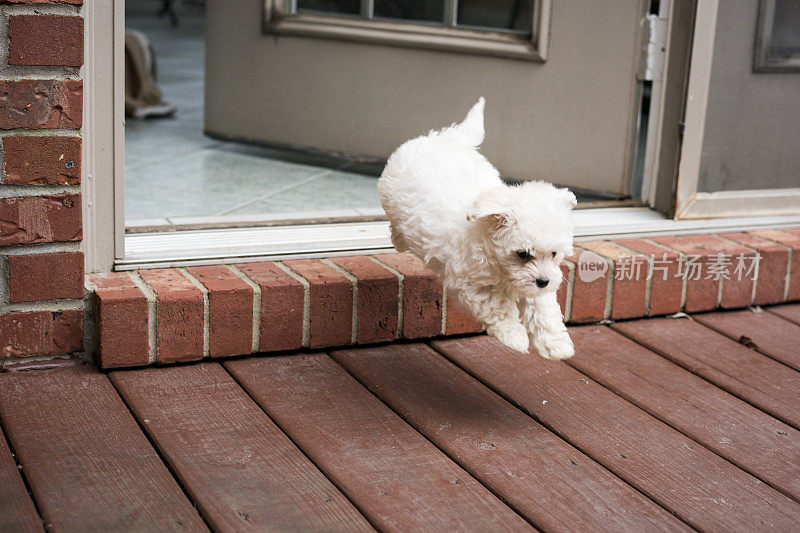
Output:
124 0 647 236
124 0 385 233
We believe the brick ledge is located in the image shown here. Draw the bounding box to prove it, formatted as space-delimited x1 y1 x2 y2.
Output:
85 228 800 369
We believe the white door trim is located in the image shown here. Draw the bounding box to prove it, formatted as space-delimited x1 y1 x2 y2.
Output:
674 0 800 219
640 0 669 205
89 0 799 274
674 0 718 217
83 0 125 272
118 207 800 270
677 188 800 219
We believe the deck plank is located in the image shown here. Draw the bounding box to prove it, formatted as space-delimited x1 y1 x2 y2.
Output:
612 317 800 429
331 343 689 532
0 365 207 532
567 326 800 501
766 303 800 326
432 335 800 532
224 354 533 533
0 427 42 533
110 363 374 532
693 309 800 370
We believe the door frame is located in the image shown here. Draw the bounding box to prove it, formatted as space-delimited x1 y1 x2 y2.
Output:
83 0 800 273
673 0 800 218
83 0 125 272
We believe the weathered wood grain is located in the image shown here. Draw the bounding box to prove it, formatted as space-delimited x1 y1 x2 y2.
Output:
693 309 800 370
432 335 800 532
110 363 373 533
0 365 207 532
766 303 800 326
612 317 800 429
568 325 800 501
0 427 42 533
331 343 690 532
224 354 533 533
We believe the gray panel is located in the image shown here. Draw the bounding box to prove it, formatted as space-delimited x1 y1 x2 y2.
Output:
699 0 800 192
205 0 645 196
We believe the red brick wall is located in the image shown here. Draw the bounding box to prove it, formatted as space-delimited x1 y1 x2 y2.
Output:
0 0 84 365
0 0 797 370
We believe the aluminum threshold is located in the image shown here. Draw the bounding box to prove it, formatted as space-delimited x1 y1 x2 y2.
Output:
118 207 800 270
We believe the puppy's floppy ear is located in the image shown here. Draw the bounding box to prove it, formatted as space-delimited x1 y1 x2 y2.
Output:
557 188 577 209
467 194 513 228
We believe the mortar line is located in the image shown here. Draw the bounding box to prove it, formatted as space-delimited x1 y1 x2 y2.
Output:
613 242 654 316
275 262 311 348
322 259 358 345
83 278 98 362
714 235 760 305
749 233 794 302
440 288 448 336
1 299 83 314
227 265 261 353
179 269 210 358
128 272 157 364
562 259 575 322
368 256 404 339
643 238 688 311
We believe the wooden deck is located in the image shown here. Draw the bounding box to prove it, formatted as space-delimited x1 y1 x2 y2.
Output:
1 306 799 532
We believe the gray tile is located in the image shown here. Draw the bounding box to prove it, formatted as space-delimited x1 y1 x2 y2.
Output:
125 217 172 228
124 4 384 225
226 171 381 216
124 148 331 219
166 208 364 229
277 171 381 208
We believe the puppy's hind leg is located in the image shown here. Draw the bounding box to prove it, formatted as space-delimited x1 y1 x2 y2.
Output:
519 293 574 360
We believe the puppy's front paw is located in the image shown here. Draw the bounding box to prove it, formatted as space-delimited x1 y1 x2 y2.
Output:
532 330 574 360
491 323 530 353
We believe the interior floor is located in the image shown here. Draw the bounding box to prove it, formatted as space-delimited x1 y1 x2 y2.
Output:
124 1 384 228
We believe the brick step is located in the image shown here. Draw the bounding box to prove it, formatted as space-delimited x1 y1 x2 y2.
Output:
89 255 480 369
85 228 800 369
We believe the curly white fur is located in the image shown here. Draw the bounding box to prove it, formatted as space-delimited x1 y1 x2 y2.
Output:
379 97 576 359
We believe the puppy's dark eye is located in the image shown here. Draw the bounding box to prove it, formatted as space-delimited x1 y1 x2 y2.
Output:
551 251 557 258
516 250 532 261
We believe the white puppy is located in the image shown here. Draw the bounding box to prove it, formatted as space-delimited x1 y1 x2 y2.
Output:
378 97 576 359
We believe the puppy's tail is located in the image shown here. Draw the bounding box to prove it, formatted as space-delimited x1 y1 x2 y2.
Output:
441 97 485 148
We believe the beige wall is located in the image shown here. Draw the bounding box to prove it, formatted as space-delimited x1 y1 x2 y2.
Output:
698 0 800 192
205 0 644 196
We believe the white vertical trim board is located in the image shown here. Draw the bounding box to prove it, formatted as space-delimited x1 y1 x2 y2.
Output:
673 0 721 219
641 0 670 205
83 0 120 272
113 0 126 259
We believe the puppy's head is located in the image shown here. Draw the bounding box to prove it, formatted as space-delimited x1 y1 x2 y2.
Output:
467 181 576 298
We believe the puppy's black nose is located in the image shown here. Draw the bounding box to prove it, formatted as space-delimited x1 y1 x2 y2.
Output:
535 278 549 288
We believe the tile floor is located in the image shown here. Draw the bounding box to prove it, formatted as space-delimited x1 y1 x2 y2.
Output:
124 1 383 229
